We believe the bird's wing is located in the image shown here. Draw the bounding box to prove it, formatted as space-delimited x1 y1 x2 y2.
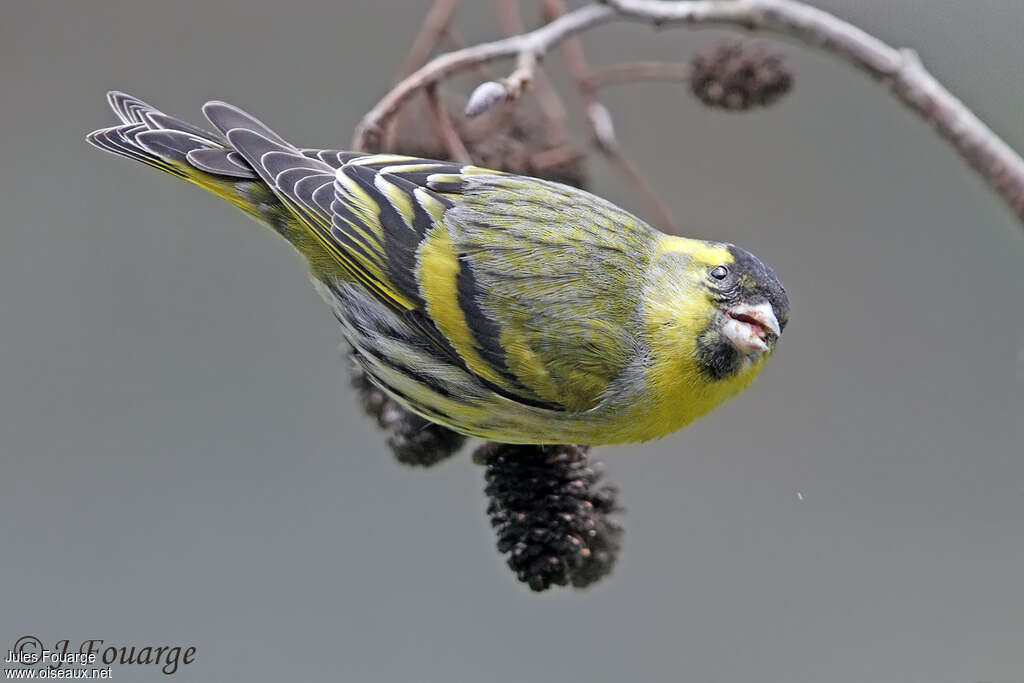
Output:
202 101 442 308
198 102 535 401
437 173 656 411
203 101 651 411
328 156 659 411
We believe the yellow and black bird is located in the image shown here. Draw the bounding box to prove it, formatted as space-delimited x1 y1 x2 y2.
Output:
87 91 788 445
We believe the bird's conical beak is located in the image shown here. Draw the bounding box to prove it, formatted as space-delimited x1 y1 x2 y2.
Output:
722 301 781 354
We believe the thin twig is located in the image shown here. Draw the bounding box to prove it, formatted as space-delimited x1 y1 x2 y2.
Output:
583 60 692 90
531 144 588 171
543 0 678 231
439 28 497 78
492 0 523 36
351 3 615 151
425 83 472 164
495 0 569 141
603 146 676 224
384 0 462 151
394 0 462 81
541 0 590 88
353 0 1024 222
496 3 541 98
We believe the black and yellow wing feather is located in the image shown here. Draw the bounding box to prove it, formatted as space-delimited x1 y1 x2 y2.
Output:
87 93 656 414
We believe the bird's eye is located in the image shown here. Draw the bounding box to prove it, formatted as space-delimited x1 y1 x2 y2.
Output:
709 265 730 280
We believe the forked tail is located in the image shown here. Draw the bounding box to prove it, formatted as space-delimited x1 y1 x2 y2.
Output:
85 91 271 216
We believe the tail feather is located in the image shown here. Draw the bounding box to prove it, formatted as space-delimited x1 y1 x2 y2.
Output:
84 90 345 262
88 91 257 180
89 91 356 183
107 90 221 144
85 90 365 251
107 91 152 125
185 148 255 178
86 91 266 205
144 110 225 145
136 129 217 166
86 123 188 178
202 100 294 149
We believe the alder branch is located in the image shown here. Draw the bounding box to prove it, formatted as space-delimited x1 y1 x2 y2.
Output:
542 0 679 231
531 144 588 171
383 0 462 150
353 0 1024 222
495 0 570 142
425 83 472 164
352 3 616 151
606 0 1024 219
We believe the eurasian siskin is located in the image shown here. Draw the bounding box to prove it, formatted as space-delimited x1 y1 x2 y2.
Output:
86 92 789 445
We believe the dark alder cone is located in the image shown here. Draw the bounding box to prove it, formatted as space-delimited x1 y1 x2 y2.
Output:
690 40 793 111
478 442 624 591
349 350 466 467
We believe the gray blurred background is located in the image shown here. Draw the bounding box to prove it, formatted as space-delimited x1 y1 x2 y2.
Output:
2 1 1022 681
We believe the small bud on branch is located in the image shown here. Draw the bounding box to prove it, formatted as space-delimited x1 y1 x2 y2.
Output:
465 80 509 117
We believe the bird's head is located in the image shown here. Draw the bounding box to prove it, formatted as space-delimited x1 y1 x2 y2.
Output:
648 237 789 381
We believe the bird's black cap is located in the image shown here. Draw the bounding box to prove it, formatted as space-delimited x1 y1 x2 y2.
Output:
728 245 790 330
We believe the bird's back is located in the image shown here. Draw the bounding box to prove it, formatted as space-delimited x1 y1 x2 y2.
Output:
86 93 661 428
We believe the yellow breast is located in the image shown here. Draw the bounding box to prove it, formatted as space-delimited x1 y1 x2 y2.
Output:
613 351 765 443
607 236 767 442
